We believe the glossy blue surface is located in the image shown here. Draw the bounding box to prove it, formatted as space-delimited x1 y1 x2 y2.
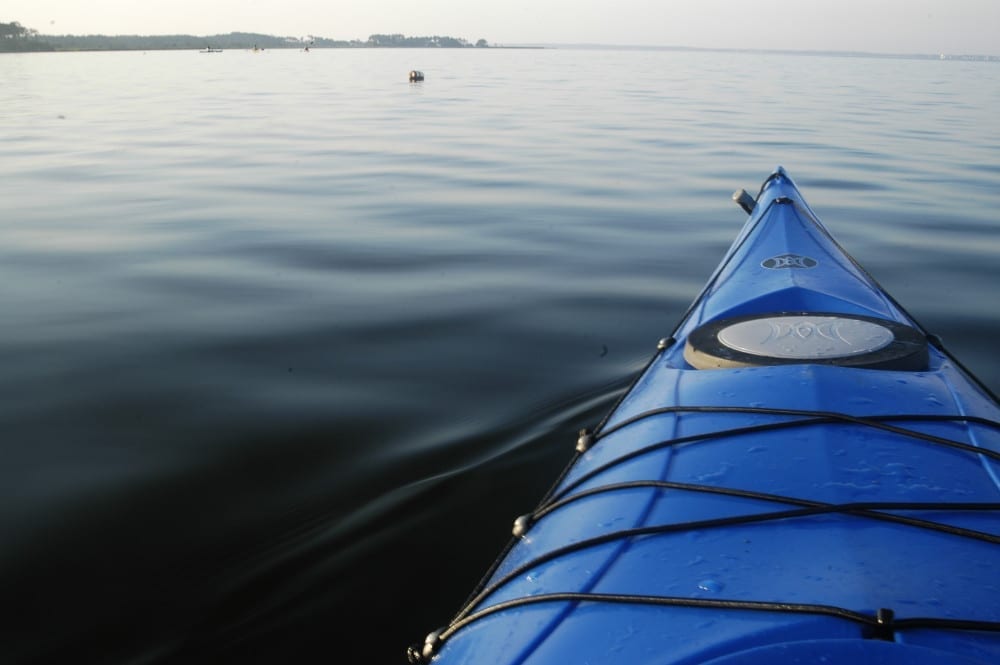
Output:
425 170 999 665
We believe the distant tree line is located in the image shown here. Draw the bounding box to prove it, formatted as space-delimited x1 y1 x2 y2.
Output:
0 20 33 39
0 20 54 51
0 21 490 52
367 34 489 48
35 32 329 51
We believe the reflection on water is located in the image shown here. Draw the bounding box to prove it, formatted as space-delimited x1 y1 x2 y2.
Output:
0 48 997 663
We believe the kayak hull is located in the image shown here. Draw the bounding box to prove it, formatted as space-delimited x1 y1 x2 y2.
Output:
411 169 1000 664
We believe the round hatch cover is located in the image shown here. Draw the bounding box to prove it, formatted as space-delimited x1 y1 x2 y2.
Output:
718 315 894 359
684 312 928 370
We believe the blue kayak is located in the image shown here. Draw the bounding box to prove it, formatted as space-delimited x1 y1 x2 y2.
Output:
409 168 1000 665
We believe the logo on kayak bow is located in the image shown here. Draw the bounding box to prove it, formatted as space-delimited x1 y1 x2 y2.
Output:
761 254 817 269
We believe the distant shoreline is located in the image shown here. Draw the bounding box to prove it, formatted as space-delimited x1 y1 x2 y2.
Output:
521 42 999 62
0 29 507 53
0 26 994 60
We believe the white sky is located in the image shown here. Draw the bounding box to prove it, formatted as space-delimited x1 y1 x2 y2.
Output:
6 0 1000 55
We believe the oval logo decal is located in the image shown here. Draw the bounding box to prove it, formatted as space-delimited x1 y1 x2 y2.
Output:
761 254 817 269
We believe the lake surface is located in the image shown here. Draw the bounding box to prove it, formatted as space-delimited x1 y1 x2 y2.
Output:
1 47 998 664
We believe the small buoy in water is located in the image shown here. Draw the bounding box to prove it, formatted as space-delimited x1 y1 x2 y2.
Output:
409 70 424 82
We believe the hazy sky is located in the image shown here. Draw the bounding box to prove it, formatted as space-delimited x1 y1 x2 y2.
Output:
7 0 1000 55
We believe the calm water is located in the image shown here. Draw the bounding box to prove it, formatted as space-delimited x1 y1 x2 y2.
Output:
1 47 998 664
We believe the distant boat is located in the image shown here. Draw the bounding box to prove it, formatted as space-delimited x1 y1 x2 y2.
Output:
200 48 223 53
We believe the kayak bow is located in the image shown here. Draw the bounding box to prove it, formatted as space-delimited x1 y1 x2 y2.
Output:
410 168 1000 665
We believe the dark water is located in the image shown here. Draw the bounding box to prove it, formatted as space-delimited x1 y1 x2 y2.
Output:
1 48 998 664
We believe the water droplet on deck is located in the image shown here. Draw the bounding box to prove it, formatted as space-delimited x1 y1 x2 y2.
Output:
697 579 724 593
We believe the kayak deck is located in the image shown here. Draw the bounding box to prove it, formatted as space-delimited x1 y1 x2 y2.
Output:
411 169 1000 665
